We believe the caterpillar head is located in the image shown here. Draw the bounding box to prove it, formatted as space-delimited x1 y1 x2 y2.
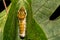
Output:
18 7 26 20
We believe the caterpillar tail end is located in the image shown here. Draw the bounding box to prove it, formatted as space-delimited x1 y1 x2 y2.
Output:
20 36 25 40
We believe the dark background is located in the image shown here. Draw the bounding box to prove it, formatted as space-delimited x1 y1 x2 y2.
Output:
49 6 60 20
0 0 11 12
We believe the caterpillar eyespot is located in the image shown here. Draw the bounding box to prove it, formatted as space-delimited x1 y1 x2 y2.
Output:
18 7 27 39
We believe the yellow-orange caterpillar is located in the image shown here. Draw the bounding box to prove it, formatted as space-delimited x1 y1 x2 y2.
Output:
18 7 26 38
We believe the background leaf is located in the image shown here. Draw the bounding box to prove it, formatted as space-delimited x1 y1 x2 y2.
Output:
32 0 60 40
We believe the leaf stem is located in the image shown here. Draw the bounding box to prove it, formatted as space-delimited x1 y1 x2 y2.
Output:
3 0 8 13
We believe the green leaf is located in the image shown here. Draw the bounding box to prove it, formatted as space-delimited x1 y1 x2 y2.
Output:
3 0 47 40
0 10 7 40
3 0 20 40
24 0 47 40
0 3 12 40
32 0 60 40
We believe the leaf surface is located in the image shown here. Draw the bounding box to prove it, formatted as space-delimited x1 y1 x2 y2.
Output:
32 0 60 40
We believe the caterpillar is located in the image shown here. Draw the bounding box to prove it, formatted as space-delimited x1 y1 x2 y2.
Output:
18 7 26 39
